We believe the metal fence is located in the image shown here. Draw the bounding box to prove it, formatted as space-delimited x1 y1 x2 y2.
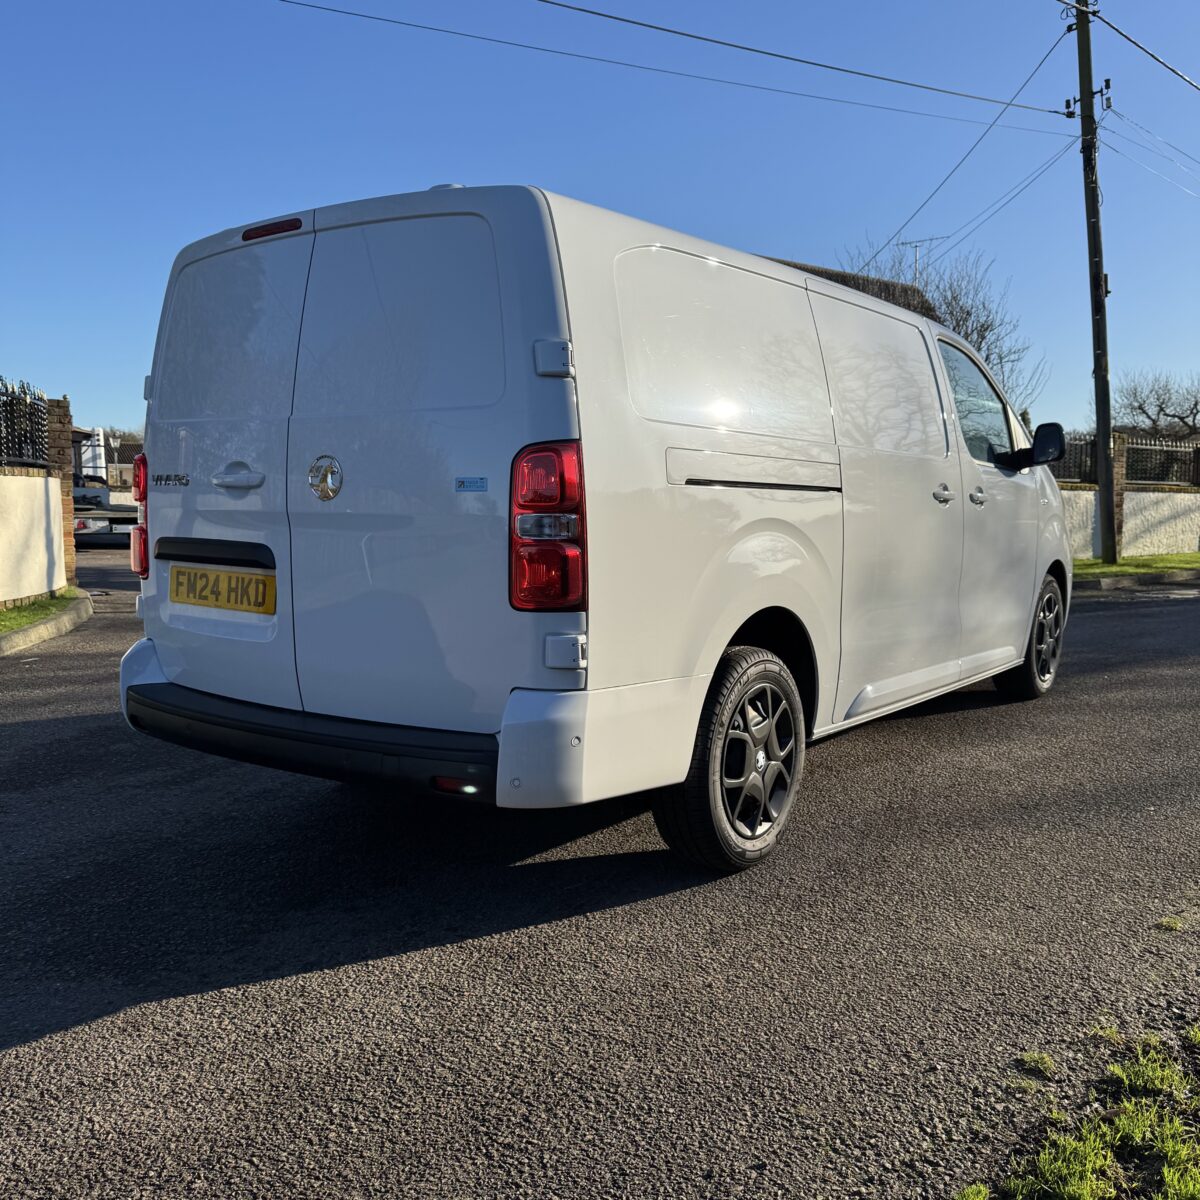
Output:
1048 439 1097 483
0 378 49 468
1047 435 1198 486
1125 438 1197 485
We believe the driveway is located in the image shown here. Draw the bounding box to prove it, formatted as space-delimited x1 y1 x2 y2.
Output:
2 549 1198 1198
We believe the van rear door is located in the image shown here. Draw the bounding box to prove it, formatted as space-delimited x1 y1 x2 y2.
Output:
141 218 313 709
287 189 582 735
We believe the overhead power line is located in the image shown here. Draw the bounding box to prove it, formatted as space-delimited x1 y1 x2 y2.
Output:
1109 107 1200 171
537 0 1068 115
1101 137 1200 199
857 29 1069 272
924 138 1079 269
1054 1 1200 96
277 0 1071 135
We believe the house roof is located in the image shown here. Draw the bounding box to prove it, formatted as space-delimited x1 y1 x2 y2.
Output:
110 440 144 464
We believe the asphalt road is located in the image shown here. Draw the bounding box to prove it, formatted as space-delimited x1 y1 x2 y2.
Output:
2 549 1198 1199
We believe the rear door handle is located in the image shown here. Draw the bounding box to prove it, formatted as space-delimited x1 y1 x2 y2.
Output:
211 471 265 490
969 487 987 506
932 483 957 505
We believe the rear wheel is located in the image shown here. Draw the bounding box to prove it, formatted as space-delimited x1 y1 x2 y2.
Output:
994 575 1066 700
652 646 805 872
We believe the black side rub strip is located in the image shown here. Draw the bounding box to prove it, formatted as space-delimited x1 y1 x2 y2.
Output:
154 537 276 570
684 477 842 494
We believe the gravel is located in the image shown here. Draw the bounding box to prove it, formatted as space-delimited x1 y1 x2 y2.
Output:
2 551 1198 1199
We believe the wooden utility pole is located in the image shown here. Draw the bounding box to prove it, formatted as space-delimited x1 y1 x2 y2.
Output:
1071 3 1118 562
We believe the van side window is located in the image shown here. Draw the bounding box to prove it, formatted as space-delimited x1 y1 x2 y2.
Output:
938 343 1013 464
808 294 947 456
614 247 834 444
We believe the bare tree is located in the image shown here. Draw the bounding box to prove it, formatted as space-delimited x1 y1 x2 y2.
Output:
106 426 145 443
1114 369 1200 438
839 243 1048 411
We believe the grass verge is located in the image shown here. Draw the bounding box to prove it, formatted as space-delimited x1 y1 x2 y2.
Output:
0 588 84 635
1073 553 1200 580
956 1029 1200 1199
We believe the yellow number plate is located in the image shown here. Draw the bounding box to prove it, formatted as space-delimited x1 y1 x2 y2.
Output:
169 565 277 614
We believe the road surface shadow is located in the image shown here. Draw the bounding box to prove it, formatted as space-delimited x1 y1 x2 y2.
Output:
0 712 708 1051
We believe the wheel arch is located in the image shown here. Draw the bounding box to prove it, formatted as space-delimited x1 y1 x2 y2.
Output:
1046 558 1068 597
724 606 819 738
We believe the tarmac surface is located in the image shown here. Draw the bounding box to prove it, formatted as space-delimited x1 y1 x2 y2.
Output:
2 549 1198 1198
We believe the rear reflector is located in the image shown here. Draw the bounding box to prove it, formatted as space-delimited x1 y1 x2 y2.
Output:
241 217 303 242
432 776 481 796
131 525 149 579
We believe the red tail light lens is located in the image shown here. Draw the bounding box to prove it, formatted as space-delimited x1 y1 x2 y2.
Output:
510 442 586 611
132 452 149 578
514 446 582 509
131 524 149 579
132 453 148 503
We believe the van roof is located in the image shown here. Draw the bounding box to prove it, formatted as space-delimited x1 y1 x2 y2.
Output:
169 185 943 330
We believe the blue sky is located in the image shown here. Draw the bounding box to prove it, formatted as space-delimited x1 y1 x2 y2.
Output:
3 0 1197 433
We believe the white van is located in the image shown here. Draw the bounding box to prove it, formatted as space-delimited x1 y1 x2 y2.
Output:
120 185 1070 871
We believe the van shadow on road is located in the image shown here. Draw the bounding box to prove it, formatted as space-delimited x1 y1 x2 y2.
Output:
0 714 709 1051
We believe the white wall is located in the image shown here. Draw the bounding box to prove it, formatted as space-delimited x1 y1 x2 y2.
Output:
1061 490 1098 558
1060 486 1200 558
1124 491 1200 556
0 474 66 602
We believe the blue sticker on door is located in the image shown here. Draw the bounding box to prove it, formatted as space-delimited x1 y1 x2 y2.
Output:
455 477 488 493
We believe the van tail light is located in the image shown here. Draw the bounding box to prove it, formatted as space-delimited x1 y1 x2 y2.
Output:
510 442 586 611
131 452 149 579
132 453 148 503
131 524 149 579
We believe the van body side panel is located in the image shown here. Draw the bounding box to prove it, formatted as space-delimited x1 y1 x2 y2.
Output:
141 223 314 710
807 286 965 722
288 187 581 733
543 193 844 760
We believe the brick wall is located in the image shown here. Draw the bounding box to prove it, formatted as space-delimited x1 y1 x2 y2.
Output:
45 396 76 587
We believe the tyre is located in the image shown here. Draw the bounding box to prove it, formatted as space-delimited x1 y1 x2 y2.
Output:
994 574 1066 701
652 646 805 872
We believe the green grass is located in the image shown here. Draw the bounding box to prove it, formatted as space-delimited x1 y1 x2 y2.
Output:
1185 1026 1200 1052
1156 916 1186 933
1018 1051 1059 1080
988 1033 1200 1199
1090 1023 1126 1047
955 1186 991 1200
0 589 83 635
1074 553 1200 580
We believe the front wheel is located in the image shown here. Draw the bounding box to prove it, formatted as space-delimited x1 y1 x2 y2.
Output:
652 646 805 872
994 575 1066 700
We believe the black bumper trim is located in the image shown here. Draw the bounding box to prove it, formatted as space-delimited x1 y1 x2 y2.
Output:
125 683 498 793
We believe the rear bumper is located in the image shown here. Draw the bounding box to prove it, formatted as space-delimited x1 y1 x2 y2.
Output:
124 680 499 795
120 637 709 808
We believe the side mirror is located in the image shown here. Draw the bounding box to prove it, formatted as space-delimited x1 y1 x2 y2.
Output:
1032 422 1066 465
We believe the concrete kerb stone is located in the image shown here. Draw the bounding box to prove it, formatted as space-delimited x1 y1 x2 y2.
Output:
0 594 95 657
